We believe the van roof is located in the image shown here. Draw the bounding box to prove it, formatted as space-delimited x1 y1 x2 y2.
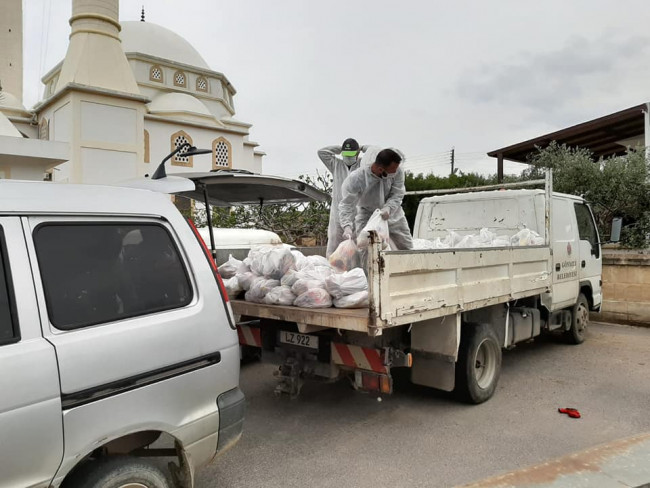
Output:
0 180 173 216
419 188 584 204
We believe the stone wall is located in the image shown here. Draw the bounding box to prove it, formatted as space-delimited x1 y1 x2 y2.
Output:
593 250 650 326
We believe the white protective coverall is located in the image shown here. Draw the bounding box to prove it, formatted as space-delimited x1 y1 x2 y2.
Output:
318 145 361 256
338 164 413 250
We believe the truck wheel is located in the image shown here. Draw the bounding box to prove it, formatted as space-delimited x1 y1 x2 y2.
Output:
566 293 589 345
454 323 502 404
63 456 171 488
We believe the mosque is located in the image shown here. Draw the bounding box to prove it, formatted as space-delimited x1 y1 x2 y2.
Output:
0 0 264 183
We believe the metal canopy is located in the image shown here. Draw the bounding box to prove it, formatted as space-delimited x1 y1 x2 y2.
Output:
488 103 648 181
172 171 330 207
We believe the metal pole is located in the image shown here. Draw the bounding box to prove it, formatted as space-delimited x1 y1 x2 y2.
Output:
405 179 545 196
544 168 553 246
202 185 217 258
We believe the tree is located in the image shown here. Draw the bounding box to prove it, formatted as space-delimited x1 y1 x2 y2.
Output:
526 142 650 247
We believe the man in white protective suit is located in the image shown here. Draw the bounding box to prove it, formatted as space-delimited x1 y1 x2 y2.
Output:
318 138 369 257
338 147 413 251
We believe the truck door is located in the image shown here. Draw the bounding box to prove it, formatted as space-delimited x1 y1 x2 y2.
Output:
549 197 579 310
0 218 63 488
573 203 602 308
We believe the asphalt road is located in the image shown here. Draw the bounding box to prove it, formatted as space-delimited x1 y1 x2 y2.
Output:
197 323 650 488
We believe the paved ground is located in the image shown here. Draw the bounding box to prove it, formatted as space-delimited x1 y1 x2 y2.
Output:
197 323 650 488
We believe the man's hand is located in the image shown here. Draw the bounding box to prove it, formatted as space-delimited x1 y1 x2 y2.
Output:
343 226 354 240
380 208 390 220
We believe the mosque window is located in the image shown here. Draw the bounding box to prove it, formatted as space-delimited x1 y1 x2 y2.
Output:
171 130 193 167
212 137 232 169
173 70 187 88
144 130 150 163
149 65 163 82
196 76 208 92
39 119 49 140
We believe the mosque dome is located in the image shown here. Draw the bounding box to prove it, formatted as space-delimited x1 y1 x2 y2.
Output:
120 21 210 70
148 92 213 118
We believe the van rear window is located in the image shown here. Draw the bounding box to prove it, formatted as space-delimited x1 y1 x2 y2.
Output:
34 223 192 330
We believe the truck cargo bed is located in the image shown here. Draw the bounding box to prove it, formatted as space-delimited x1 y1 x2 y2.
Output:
232 301 370 332
231 240 552 336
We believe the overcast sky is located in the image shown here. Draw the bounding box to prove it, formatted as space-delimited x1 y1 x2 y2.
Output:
22 0 650 179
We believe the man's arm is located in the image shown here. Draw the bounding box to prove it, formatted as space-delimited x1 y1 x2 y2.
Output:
317 145 341 173
383 167 406 212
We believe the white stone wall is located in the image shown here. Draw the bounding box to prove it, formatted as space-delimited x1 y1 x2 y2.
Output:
145 119 262 174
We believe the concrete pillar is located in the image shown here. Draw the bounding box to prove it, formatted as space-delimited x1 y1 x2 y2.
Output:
0 0 23 102
497 153 504 182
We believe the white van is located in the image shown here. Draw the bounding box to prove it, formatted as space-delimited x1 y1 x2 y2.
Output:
0 180 244 488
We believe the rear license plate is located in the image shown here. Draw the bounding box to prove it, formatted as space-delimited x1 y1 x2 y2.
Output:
279 331 319 350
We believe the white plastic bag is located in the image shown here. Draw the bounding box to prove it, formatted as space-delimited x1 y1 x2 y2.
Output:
263 285 296 305
217 254 243 279
329 238 359 272
280 269 300 287
325 268 368 299
333 290 369 309
262 247 296 279
237 271 259 291
291 250 307 270
291 279 326 296
304 255 330 268
511 229 543 246
412 238 436 250
224 276 242 299
293 288 332 308
357 209 390 250
245 278 280 303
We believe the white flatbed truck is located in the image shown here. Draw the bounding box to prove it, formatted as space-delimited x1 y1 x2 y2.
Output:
232 176 609 403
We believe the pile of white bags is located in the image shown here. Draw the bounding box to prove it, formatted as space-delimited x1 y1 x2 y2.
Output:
228 244 369 309
412 228 544 250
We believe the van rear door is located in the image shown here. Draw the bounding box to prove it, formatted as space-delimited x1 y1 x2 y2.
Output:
0 217 62 488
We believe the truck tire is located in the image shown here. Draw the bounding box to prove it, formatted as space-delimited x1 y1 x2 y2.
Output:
63 456 171 488
454 323 502 404
566 293 589 345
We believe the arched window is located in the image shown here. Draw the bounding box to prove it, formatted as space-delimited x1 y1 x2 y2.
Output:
39 118 49 140
171 130 193 167
149 65 163 83
144 130 150 163
173 70 187 88
196 76 208 92
212 137 232 169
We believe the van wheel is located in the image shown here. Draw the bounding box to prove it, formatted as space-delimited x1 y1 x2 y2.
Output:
567 294 589 345
63 456 171 488
454 323 502 404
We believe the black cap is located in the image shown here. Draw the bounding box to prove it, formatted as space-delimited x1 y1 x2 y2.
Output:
342 138 360 152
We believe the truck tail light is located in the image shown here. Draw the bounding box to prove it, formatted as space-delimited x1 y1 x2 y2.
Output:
186 218 236 329
354 370 393 394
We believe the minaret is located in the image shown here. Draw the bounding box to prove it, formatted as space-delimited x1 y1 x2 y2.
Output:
34 0 148 184
55 0 139 95
0 0 23 102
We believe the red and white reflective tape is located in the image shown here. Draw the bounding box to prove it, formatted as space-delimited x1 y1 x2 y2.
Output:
331 343 387 374
238 325 262 348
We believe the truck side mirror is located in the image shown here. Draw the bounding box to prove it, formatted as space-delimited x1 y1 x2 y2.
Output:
610 217 622 243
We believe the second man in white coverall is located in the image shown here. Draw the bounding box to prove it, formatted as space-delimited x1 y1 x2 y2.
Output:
338 148 413 250
318 138 367 256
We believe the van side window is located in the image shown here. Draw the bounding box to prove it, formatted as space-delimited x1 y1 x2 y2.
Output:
34 223 193 330
574 203 600 259
0 227 19 344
